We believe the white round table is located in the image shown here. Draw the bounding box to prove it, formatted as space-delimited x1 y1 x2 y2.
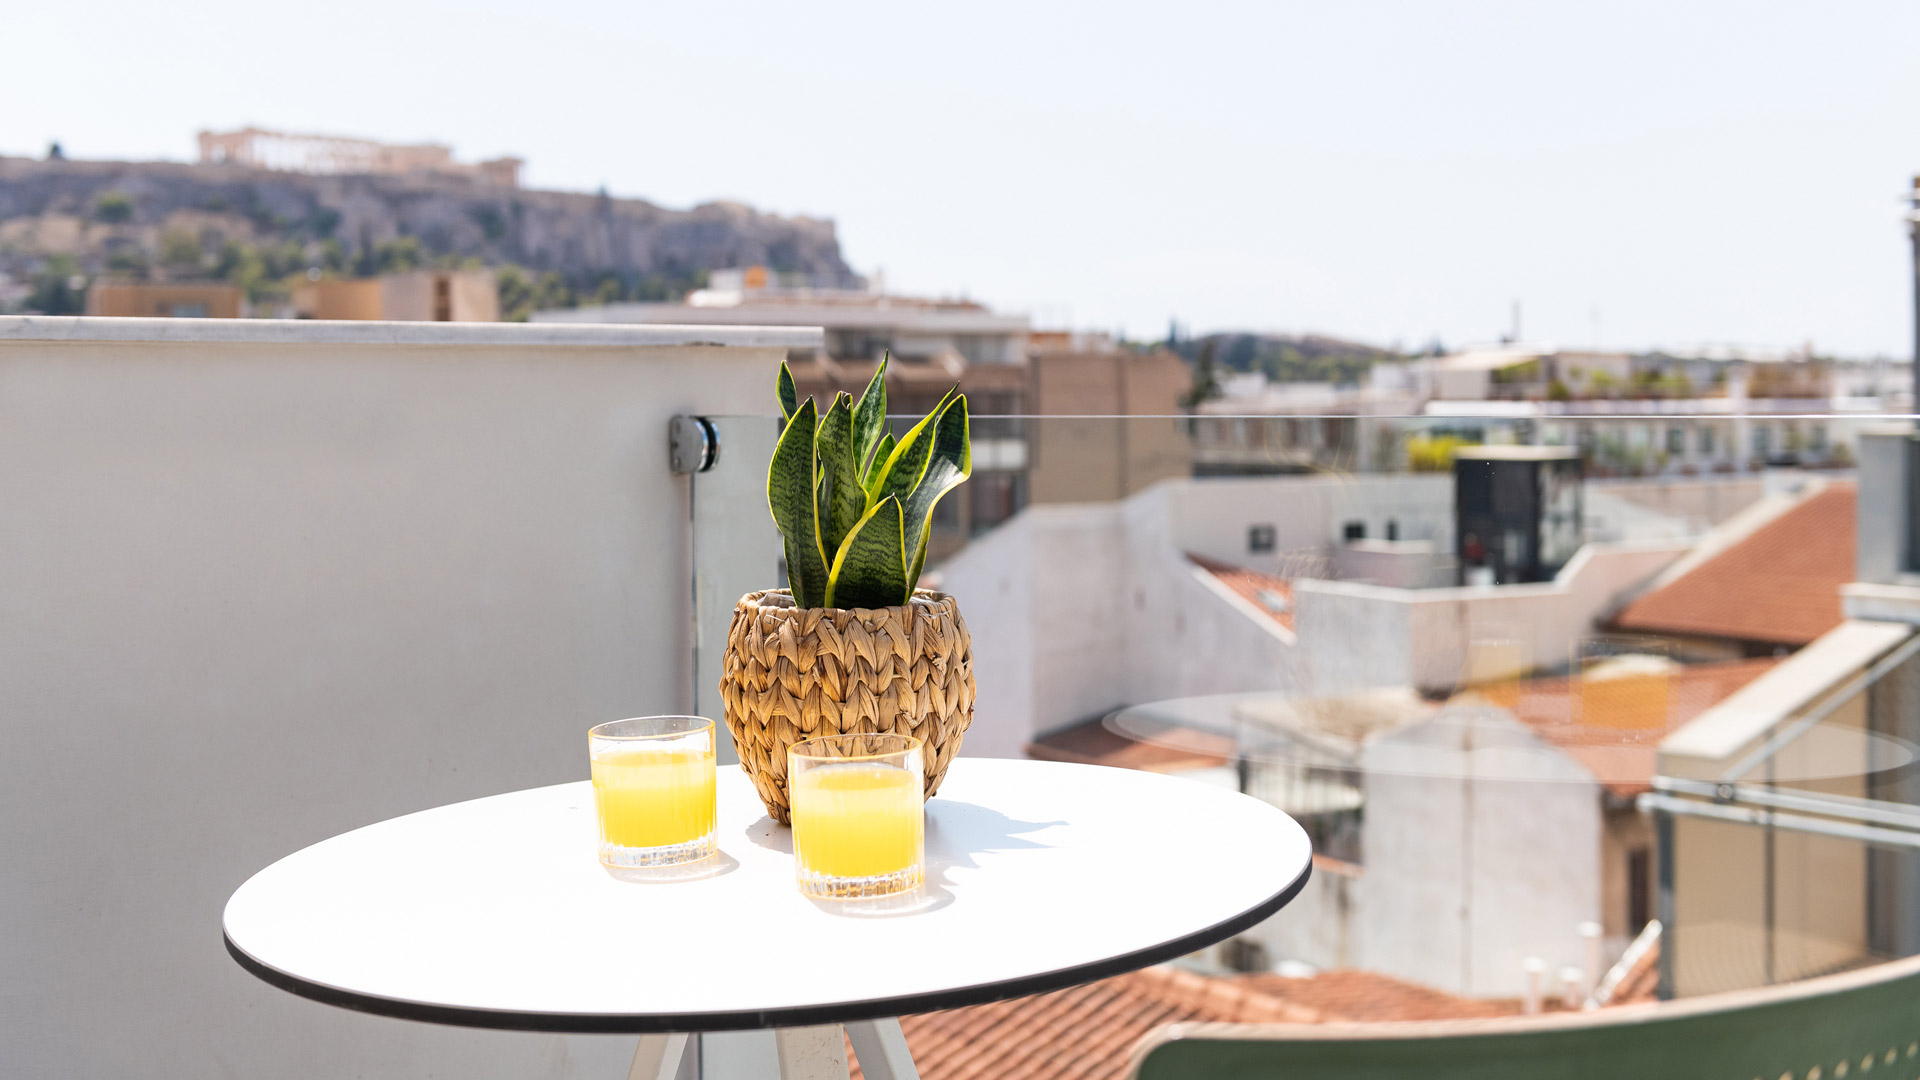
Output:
224 758 1312 1078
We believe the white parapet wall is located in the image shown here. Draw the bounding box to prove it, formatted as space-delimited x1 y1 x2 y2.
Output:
941 474 1454 756
0 316 814 1080
1356 708 1604 997
1292 540 1689 695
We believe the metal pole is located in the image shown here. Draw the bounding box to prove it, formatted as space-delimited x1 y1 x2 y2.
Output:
1911 176 1920 425
1655 806 1675 1001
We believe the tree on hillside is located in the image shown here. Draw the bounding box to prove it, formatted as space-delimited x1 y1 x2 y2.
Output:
1181 339 1223 407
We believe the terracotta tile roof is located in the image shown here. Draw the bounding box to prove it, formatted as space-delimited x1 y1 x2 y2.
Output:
850 966 1519 1080
1612 484 1854 646
1232 969 1521 1023
1026 716 1234 773
1188 553 1294 630
1464 657 1780 796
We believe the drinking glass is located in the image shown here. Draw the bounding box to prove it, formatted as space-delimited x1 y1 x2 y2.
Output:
589 716 717 869
788 733 925 900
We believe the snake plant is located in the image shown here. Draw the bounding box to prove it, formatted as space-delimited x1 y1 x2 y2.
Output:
769 356 972 609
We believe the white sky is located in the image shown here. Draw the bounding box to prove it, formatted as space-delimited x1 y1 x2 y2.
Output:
5 1 1919 356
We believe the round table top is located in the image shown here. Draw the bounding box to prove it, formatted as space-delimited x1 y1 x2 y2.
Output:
223 758 1312 1033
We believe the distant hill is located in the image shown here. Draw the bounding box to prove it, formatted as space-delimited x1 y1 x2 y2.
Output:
0 156 858 317
1171 332 1407 385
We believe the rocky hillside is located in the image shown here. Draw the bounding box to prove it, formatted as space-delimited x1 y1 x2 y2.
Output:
0 156 858 316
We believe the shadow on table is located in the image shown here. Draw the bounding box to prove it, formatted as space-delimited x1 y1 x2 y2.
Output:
924 799 1062 882
739 797 1063 920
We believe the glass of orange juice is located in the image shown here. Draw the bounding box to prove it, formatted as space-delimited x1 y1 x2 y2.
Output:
789 733 925 900
589 716 717 870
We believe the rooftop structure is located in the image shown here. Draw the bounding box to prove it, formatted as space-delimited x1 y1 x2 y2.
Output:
292 269 499 323
1612 483 1854 651
539 276 1192 558
196 127 523 187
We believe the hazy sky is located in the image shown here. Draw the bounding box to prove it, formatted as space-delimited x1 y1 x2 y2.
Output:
6 1 1920 356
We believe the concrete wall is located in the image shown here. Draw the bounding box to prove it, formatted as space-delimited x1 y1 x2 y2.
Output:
1594 475 1766 532
1026 351 1191 505
1356 707 1604 997
1245 858 1360 972
940 482 1313 756
1857 427 1910 584
1333 539 1447 588
0 316 812 1080
1160 474 1454 576
944 473 1677 751
1294 541 1687 695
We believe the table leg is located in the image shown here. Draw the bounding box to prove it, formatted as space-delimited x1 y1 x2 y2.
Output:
629 1032 690 1080
845 1019 919 1080
772 1025 848 1079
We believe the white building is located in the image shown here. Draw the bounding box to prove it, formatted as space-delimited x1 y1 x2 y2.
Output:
534 272 1031 368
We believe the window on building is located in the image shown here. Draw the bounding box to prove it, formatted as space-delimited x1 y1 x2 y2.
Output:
1810 424 1828 452
968 472 1025 536
1666 427 1685 455
1754 426 1772 456
1385 519 1400 541
932 492 961 533
1698 427 1715 454
1343 521 1366 542
1248 524 1276 554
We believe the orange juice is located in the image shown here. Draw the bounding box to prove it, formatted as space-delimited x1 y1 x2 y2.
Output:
791 762 923 881
591 746 716 850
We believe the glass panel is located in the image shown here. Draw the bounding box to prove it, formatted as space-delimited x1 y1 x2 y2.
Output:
700 397 1920 1013
688 415 782 765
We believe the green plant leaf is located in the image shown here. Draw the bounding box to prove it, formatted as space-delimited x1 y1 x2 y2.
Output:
777 361 799 422
814 392 866 561
825 495 910 609
851 354 889 470
900 393 971 588
862 431 897 490
768 397 828 608
865 386 955 506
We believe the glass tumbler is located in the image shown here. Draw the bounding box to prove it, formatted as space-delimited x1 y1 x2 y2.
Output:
788 733 925 899
589 716 717 869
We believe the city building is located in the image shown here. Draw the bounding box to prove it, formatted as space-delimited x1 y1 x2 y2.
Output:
1190 344 1905 479
293 269 499 322
1651 430 1920 998
84 282 242 318
534 271 1190 560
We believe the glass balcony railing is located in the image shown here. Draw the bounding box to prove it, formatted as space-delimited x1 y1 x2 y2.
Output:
692 405 1920 1036
8 313 1913 1080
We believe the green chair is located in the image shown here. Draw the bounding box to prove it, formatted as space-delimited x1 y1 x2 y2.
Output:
1131 955 1920 1080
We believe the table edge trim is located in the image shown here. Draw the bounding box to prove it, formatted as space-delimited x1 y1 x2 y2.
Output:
222 855 1313 1034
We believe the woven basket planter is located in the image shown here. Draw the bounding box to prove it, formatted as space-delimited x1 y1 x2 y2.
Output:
720 587 975 824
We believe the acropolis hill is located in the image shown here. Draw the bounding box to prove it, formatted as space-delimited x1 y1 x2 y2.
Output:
0 151 857 299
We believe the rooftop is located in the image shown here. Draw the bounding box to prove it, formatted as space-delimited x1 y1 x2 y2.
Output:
1189 553 1295 631
1470 656 1782 796
1612 484 1855 647
859 963 1650 1080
